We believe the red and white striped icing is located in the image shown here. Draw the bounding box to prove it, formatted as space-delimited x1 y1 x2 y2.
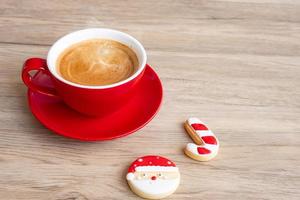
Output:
185 117 219 160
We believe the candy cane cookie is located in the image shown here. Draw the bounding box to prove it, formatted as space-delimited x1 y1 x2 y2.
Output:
184 117 219 161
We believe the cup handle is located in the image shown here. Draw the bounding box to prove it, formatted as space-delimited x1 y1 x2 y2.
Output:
22 58 59 97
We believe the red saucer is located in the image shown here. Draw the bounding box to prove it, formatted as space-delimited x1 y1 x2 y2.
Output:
27 65 163 141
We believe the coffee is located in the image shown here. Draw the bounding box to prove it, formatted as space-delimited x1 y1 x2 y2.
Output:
57 39 139 86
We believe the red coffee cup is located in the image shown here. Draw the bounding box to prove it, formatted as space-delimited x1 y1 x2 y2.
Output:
22 28 147 117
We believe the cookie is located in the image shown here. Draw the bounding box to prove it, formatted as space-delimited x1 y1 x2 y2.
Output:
184 117 219 161
126 155 180 199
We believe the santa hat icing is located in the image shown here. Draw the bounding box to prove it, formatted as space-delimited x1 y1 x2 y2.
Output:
126 155 178 180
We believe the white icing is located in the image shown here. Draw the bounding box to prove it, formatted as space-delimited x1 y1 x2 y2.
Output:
135 166 178 172
128 177 180 196
205 143 219 151
126 172 135 180
195 130 214 137
186 143 200 155
187 117 203 125
138 158 143 162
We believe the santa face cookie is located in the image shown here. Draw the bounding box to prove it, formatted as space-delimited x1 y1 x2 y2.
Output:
126 155 180 199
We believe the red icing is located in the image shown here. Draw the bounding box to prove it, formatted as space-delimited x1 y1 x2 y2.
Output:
197 147 211 154
128 155 176 173
202 136 217 145
151 176 157 180
191 123 208 131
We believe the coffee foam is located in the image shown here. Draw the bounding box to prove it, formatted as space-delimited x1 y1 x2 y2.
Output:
57 39 139 86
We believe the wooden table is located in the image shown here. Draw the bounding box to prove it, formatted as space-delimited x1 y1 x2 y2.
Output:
1 0 299 199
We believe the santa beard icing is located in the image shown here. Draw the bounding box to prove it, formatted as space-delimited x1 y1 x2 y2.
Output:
128 176 180 197
126 156 180 199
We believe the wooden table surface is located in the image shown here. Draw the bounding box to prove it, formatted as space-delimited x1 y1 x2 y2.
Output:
1 0 300 199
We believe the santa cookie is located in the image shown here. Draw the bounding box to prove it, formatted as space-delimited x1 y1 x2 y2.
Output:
184 117 219 161
126 155 180 199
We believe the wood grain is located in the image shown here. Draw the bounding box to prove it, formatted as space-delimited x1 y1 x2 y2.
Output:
0 0 299 199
